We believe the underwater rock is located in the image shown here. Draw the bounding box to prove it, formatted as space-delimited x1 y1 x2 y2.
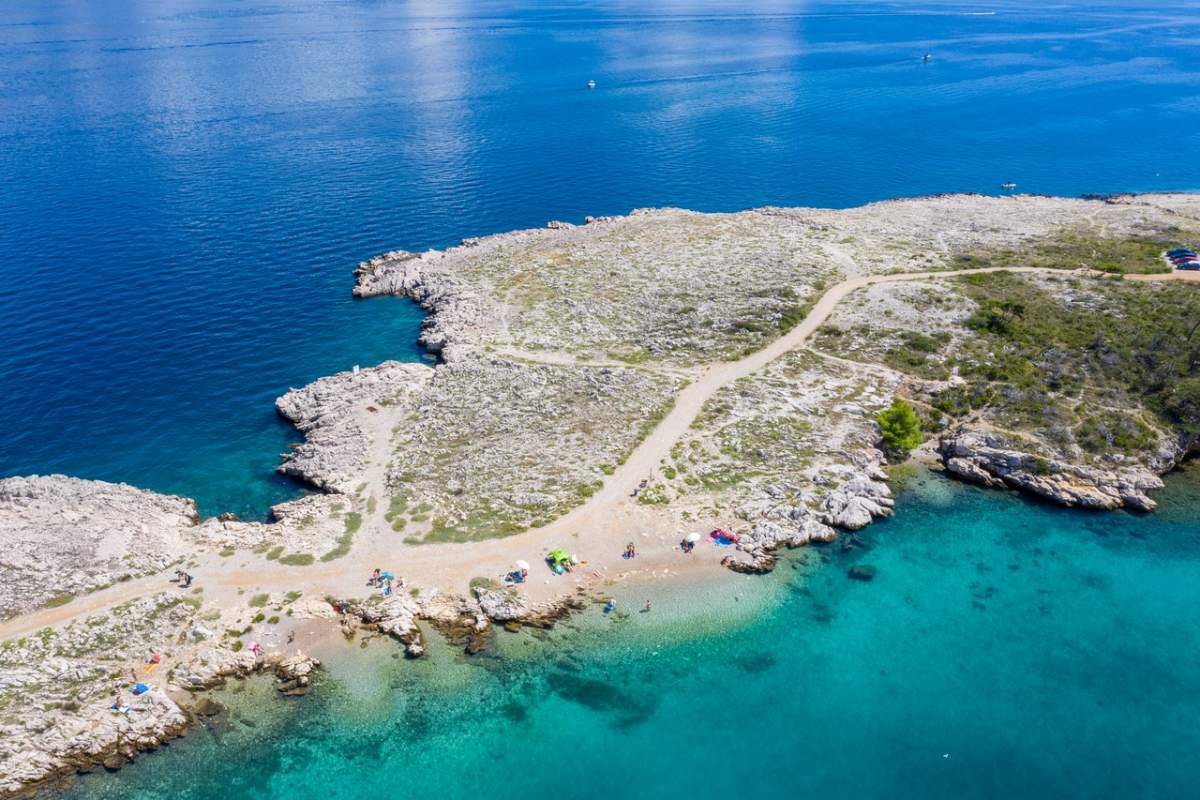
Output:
191 697 225 718
848 564 878 582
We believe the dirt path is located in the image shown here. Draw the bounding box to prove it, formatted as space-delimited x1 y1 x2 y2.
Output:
4 265 1190 641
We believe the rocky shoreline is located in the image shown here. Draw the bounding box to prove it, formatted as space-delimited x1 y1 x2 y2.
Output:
0 622 320 799
937 428 1183 512
5 193 1200 798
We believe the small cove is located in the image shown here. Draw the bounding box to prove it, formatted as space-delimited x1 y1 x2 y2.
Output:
58 465 1200 800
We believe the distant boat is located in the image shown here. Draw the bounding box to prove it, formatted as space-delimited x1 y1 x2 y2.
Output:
587 79 596 89
1000 182 1017 190
922 53 932 62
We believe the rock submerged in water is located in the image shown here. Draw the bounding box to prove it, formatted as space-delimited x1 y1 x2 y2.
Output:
848 564 878 581
191 697 225 718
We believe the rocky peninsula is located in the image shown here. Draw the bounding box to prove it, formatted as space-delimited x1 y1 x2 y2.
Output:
3 192 1200 796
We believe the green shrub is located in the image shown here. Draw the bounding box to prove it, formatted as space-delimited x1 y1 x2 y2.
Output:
278 553 315 567
876 399 924 454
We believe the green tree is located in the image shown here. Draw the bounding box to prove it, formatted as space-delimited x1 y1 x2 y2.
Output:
876 398 924 454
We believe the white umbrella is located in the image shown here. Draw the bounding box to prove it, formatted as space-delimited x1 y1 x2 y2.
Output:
515 560 530 571
685 532 702 543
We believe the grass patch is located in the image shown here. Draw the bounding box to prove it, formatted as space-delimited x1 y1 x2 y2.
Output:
248 593 270 608
278 553 315 567
44 593 75 609
575 481 602 498
320 512 362 562
952 227 1186 275
469 576 500 592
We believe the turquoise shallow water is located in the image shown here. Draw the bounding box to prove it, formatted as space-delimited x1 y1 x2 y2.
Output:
60 466 1200 799
7 1 1200 795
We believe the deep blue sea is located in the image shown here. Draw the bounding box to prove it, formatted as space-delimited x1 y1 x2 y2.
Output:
6 3 1200 798
3 0 1200 517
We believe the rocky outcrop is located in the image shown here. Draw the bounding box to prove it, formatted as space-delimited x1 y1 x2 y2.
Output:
343 595 426 657
0 686 188 796
274 652 321 695
174 645 261 691
731 462 892 571
0 475 200 619
353 250 500 363
174 646 321 694
818 473 895 530
939 429 1166 511
275 360 433 492
474 586 528 622
0 638 320 798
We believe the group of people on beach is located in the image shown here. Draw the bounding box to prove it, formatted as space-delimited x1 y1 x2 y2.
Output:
504 566 530 585
369 568 404 595
172 568 193 587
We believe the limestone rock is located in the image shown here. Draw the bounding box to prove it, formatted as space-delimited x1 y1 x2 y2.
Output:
0 475 200 618
474 586 528 622
275 361 433 492
939 429 1165 511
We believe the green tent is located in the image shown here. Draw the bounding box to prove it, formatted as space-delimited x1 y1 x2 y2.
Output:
547 549 571 566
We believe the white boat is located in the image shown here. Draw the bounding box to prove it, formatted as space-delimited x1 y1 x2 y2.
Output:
587 79 596 89
1000 182 1017 190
